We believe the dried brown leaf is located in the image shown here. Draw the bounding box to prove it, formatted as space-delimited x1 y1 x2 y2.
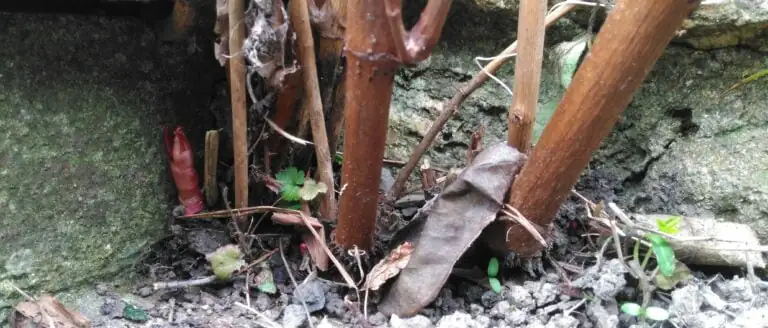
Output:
11 295 90 328
271 212 329 271
363 242 415 291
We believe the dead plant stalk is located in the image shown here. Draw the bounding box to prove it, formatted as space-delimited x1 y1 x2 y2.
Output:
484 0 703 257
335 0 452 250
228 0 249 227
387 3 576 200
288 0 337 220
507 0 547 152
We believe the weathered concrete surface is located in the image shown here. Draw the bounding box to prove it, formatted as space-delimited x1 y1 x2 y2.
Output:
0 11 216 320
386 0 768 241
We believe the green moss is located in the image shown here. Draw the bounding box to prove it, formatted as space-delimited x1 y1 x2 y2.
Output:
0 11 211 317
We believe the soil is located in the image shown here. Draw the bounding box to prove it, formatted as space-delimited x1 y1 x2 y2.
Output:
77 169 768 328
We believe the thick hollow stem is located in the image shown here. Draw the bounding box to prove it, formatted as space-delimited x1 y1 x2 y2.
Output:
507 0 547 153
334 0 451 250
484 0 702 257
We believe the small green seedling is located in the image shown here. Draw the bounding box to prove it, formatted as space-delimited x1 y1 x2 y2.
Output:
634 215 681 277
487 257 502 293
620 302 670 322
274 167 328 208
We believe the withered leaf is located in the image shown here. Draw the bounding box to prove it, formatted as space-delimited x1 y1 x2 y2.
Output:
11 295 90 328
363 242 415 291
271 212 329 271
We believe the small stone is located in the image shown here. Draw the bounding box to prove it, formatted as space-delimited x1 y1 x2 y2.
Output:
292 280 326 313
95 283 110 296
255 293 273 311
480 290 502 308
136 286 153 297
391 314 434 328
401 207 418 217
490 301 512 319
368 312 387 326
475 315 491 327
281 304 307 328
506 285 535 310
394 192 426 208
325 297 347 317
545 313 579 328
470 304 485 317
505 309 528 326
436 311 482 328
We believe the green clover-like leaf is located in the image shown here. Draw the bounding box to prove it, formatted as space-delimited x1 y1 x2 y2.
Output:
281 184 302 202
276 167 305 186
299 179 328 201
487 257 499 277
489 277 502 294
646 234 676 277
207 244 246 280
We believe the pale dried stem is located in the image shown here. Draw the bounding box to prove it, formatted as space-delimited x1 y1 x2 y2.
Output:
288 0 337 220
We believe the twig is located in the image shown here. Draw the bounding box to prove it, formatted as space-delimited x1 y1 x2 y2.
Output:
168 298 175 323
204 130 220 206
228 0 249 223
234 302 282 328
153 276 217 290
387 2 577 200
279 240 315 328
288 0 337 220
502 205 547 247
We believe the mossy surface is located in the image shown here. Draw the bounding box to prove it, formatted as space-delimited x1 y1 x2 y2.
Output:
0 12 192 315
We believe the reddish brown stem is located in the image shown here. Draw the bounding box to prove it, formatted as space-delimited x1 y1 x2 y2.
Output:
228 0 249 227
334 0 452 250
384 0 453 64
387 4 576 200
507 0 547 153
484 0 702 257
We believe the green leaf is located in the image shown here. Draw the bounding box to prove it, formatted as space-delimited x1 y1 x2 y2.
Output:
487 257 499 277
655 261 693 290
281 184 301 202
645 306 670 321
620 302 642 316
207 244 246 280
299 179 328 201
276 167 305 186
646 234 676 277
556 35 589 89
334 153 343 165
489 277 502 293
656 216 681 235
254 267 277 294
123 303 148 322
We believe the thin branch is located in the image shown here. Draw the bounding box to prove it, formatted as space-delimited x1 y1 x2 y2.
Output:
387 3 577 200
153 276 218 290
